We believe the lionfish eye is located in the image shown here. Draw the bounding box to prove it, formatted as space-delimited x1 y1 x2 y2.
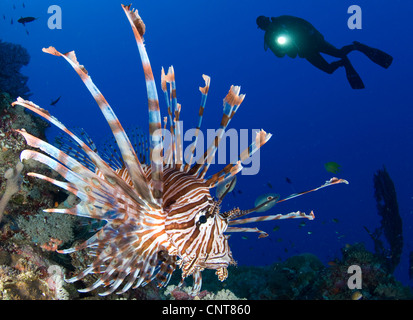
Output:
199 215 207 224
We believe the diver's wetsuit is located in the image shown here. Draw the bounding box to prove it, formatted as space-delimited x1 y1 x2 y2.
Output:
257 15 393 89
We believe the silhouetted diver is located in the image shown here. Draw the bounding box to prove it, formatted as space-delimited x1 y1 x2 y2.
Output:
257 15 393 89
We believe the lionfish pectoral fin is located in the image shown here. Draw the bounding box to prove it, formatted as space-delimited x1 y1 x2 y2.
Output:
41 46 158 208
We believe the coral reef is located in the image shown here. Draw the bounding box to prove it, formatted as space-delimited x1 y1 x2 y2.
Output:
163 285 245 300
0 161 23 223
15 210 76 247
318 243 412 300
0 40 31 99
171 245 412 300
0 241 72 299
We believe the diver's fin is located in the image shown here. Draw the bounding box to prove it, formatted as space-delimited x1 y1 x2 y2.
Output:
353 41 393 69
343 58 365 89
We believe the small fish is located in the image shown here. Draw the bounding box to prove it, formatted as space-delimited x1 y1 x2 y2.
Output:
299 222 306 228
3 15 5 20
13 4 16 9
10 18 13 25
50 96 61 106
307 231 312 235
17 16 37 26
23 3 26 8
241 236 248 240
324 161 341 174
332 218 339 223
351 291 363 300
254 193 280 212
285 176 297 193
266 181 273 189
272 225 280 232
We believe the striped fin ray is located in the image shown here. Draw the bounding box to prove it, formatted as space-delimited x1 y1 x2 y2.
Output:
11 107 148 209
226 227 268 238
99 127 149 170
67 220 171 296
121 4 163 203
161 67 175 168
129 127 149 165
41 46 157 209
26 172 120 221
184 74 210 172
206 161 243 189
228 210 315 227
164 66 184 169
174 103 183 170
100 139 124 170
55 128 98 171
162 67 179 165
191 85 245 178
275 177 350 204
232 177 349 219
19 150 135 222
20 151 103 203
161 67 174 131
226 178 348 225
239 129 272 163
206 130 271 188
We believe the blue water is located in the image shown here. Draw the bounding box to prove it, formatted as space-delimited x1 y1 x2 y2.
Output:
1 0 413 287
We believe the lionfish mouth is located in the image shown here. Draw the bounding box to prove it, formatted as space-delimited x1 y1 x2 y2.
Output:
11 4 348 297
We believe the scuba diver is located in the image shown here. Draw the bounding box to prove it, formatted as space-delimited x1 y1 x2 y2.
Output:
256 15 393 89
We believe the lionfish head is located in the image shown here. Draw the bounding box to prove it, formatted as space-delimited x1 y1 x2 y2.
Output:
163 170 236 281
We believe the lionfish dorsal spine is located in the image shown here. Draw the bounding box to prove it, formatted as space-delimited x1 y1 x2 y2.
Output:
191 86 245 179
183 74 211 172
122 4 164 204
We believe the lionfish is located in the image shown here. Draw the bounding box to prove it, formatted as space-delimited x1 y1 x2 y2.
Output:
12 4 348 296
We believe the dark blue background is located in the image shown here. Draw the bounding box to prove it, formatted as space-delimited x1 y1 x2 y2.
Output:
1 0 412 286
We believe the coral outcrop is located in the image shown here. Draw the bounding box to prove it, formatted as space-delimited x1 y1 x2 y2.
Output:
0 161 23 223
365 167 403 273
0 40 31 99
